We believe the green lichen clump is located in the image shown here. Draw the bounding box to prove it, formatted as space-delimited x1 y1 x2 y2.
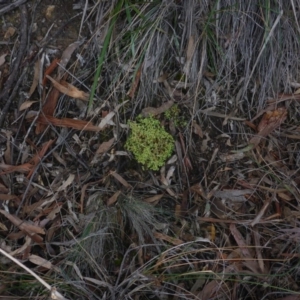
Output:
125 116 174 171
164 104 187 127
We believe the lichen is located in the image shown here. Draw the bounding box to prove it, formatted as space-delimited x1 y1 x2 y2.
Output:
125 116 174 171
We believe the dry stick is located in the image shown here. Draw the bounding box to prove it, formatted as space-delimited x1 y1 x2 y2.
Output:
0 0 27 16
0 4 28 127
0 248 67 300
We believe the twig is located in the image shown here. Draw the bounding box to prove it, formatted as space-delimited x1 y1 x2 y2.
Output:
0 248 67 300
0 0 27 16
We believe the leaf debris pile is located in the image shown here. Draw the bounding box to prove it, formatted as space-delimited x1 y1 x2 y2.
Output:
0 1 300 299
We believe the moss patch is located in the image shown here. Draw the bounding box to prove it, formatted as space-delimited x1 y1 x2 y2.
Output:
125 116 174 171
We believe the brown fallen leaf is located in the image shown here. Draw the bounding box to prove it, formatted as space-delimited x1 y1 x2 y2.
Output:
143 194 163 204
179 132 193 172
153 231 184 246
127 64 143 98
174 204 182 218
0 162 34 175
0 222 8 231
183 35 195 76
0 194 19 201
141 100 174 117
96 137 115 155
4 27 16 39
57 40 82 78
28 59 40 97
9 236 31 257
257 107 287 132
46 75 89 101
249 107 287 146
36 86 60 134
27 139 55 179
219 152 244 162
229 223 261 274
0 53 7 67
110 171 132 189
37 42 82 134
192 121 203 138
0 139 54 179
19 100 38 111
107 191 121 207
97 101 129 130
36 114 103 132
250 197 272 227
253 228 265 273
46 204 62 221
29 254 52 270
209 223 216 241
42 58 60 87
0 209 45 235
45 5 55 20
229 223 253 258
57 174 75 192
98 111 115 129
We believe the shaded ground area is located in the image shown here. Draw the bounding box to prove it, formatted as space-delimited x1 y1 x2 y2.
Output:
1 1 300 299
